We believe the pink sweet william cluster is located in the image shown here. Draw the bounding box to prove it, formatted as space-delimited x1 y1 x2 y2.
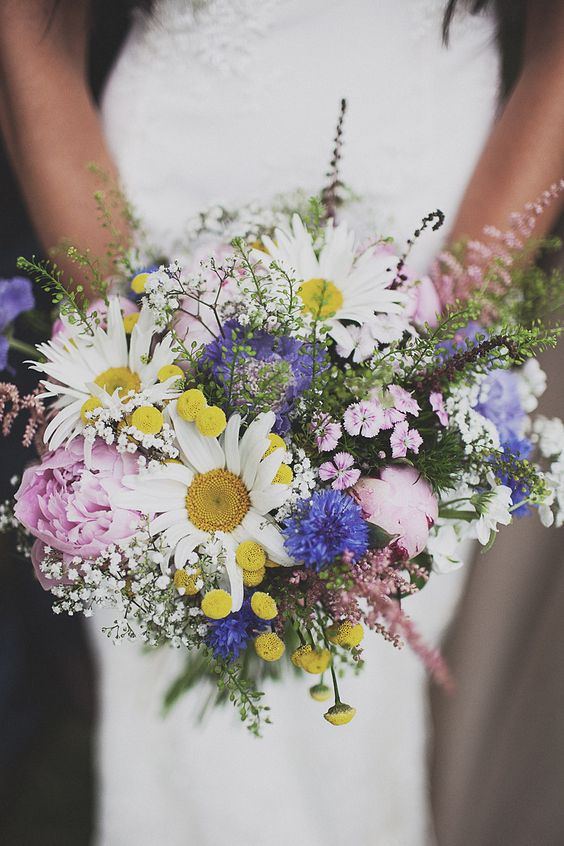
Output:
14 438 140 587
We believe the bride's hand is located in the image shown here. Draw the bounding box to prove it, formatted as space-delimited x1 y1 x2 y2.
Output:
0 0 128 293
449 0 564 244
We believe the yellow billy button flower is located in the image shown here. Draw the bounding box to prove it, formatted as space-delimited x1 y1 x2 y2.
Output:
235 541 266 572
264 558 280 569
323 703 357 726
131 405 164 435
250 591 278 621
80 397 102 424
263 432 285 458
201 589 232 619
326 621 364 648
122 312 140 334
195 405 227 438
173 568 201 596
255 632 285 662
299 648 331 675
291 644 313 668
309 683 332 702
242 567 265 587
157 364 184 382
177 389 207 421
131 272 149 294
273 463 293 485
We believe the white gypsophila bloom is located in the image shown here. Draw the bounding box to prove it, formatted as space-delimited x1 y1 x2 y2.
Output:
517 358 547 413
531 416 564 460
258 214 407 356
469 484 513 545
32 297 179 450
445 383 500 455
112 408 293 611
274 448 317 521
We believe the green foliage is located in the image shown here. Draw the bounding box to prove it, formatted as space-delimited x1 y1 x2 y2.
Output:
16 256 95 335
411 428 468 494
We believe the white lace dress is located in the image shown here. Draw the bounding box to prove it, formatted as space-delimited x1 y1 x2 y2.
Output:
90 3 499 844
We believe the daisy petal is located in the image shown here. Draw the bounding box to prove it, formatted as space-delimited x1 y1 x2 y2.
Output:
241 510 292 565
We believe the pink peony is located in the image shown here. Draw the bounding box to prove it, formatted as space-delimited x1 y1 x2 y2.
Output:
404 275 441 328
14 438 140 587
353 465 438 560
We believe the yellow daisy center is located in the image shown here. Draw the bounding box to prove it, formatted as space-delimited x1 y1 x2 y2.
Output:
94 367 141 399
186 468 250 533
80 397 102 424
298 277 344 319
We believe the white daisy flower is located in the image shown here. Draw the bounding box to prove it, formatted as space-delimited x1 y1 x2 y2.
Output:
32 297 179 449
114 409 293 611
260 214 407 356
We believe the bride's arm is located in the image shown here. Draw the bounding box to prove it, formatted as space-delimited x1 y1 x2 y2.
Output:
449 0 564 242
0 0 127 286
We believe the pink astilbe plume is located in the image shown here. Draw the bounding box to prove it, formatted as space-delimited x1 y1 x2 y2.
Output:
0 383 46 447
432 179 564 310
328 548 453 691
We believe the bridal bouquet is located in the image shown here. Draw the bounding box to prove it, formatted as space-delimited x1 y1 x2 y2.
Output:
3 178 564 733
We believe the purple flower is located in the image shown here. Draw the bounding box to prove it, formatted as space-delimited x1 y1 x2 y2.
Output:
201 320 323 435
206 596 268 661
390 421 423 458
319 452 361 490
0 276 34 370
284 489 369 570
476 369 525 442
343 399 384 438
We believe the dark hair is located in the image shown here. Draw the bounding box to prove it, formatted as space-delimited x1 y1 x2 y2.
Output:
443 0 528 98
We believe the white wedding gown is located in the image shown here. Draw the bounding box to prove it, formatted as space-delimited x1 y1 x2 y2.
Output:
90 2 499 844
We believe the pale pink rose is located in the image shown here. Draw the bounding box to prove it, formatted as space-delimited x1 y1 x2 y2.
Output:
353 465 438 560
51 297 138 339
14 438 140 586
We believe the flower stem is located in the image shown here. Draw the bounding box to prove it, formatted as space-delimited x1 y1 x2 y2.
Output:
329 663 341 705
9 337 39 359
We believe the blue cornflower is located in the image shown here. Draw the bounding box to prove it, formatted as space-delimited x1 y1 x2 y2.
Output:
0 277 34 371
496 436 534 518
201 320 323 435
284 489 369 571
206 597 268 662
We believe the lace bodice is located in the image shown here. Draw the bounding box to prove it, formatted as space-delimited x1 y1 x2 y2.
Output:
102 0 499 267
